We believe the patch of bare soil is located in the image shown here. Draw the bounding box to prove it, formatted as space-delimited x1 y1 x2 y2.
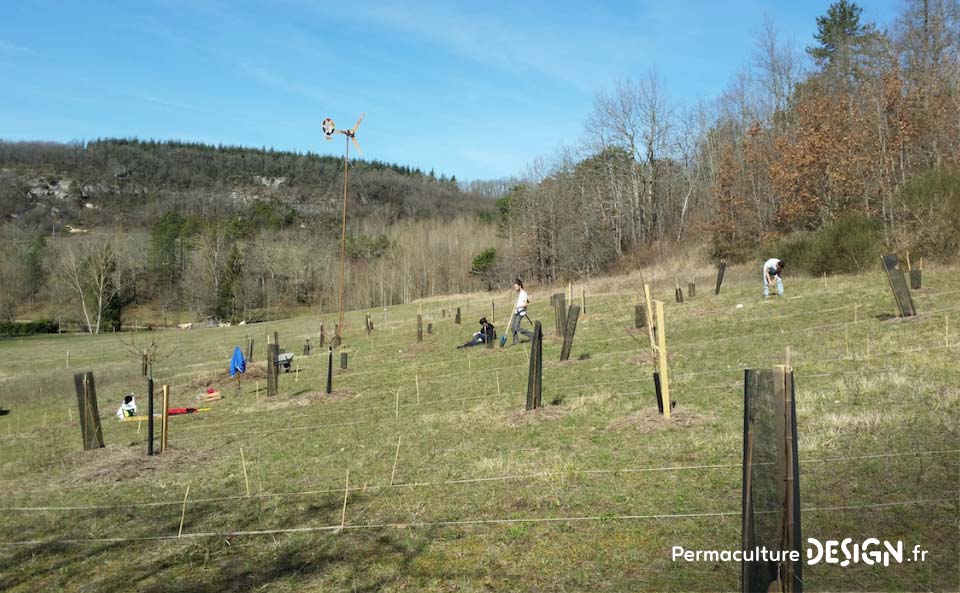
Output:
253 388 358 411
184 365 267 392
66 444 215 485
605 407 706 432
504 404 568 427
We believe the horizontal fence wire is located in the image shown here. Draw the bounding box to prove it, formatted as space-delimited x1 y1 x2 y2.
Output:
2 497 955 547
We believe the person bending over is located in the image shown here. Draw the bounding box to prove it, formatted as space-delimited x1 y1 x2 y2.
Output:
763 258 785 298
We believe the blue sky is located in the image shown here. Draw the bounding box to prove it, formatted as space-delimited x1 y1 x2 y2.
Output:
0 0 900 181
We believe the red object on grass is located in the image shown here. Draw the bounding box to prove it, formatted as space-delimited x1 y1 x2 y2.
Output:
167 407 198 415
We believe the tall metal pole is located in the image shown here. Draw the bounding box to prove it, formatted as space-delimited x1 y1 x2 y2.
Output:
336 139 350 339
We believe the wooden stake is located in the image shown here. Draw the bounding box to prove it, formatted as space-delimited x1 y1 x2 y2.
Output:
415 375 421 404
496 371 501 396
390 435 402 486
785 346 791 369
240 447 250 497
654 301 671 419
340 471 349 530
395 389 400 419
178 485 190 539
160 385 170 453
295 364 299 382
581 286 586 315
643 284 656 360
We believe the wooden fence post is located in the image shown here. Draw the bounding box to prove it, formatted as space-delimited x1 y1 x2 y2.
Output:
525 321 543 410
880 254 917 317
742 365 802 593
455 307 461 325
688 282 696 299
326 346 333 394
73 371 104 451
147 377 155 454
303 338 311 356
340 352 348 370
715 260 727 295
560 305 581 362
552 293 566 337
654 300 671 418
267 343 279 396
417 305 423 342
160 385 170 453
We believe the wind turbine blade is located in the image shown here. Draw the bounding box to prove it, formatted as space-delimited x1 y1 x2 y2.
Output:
351 136 363 157
352 112 365 133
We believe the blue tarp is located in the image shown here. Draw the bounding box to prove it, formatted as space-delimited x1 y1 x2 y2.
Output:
230 346 246 376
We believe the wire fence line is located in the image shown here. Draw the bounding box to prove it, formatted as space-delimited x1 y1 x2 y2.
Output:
164 343 955 445
161 363 907 443
286 302 960 395
253 325 960 409
14 336 952 446
3 448 955 513
2 496 955 547
236 290 960 384
107 292 956 403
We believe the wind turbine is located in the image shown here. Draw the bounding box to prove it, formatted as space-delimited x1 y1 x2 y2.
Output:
323 113 365 340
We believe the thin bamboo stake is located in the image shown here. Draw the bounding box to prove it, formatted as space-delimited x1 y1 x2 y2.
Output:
496 371 501 396
415 375 420 405
178 485 190 539
395 389 400 419
240 448 250 497
160 385 170 453
340 471 350 530
390 435 402 486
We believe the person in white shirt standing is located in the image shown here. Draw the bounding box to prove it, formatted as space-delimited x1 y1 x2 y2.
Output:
510 278 534 344
763 258 785 298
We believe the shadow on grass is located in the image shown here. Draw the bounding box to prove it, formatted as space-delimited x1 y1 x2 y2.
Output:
0 491 441 593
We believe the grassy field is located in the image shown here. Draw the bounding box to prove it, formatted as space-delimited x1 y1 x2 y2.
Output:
0 262 957 592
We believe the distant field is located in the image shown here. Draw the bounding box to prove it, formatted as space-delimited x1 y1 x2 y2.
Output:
0 263 957 592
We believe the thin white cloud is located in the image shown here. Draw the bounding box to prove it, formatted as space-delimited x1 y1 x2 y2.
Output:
0 40 37 55
316 2 654 93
